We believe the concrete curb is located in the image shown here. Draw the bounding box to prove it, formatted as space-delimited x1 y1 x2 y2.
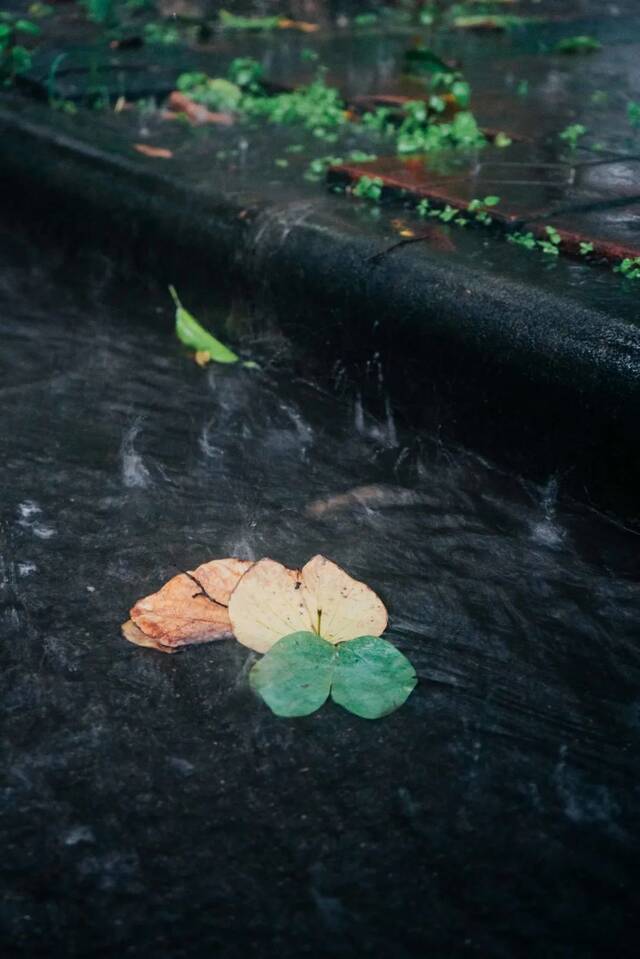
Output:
1 100 638 520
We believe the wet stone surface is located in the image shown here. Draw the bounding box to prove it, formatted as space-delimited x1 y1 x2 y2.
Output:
10 0 640 274
328 148 640 261
1 237 639 957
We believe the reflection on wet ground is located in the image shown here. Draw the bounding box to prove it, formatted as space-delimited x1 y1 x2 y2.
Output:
1 233 639 956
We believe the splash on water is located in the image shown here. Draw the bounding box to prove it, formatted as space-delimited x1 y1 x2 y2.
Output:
353 393 398 448
530 477 565 547
17 501 56 539
120 422 152 488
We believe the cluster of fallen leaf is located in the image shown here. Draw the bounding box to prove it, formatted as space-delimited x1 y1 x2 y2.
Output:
123 555 417 719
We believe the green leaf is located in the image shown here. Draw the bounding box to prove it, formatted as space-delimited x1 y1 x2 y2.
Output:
627 101 640 129
219 9 281 30
331 636 417 719
554 35 601 54
354 12 378 27
250 632 417 719
249 631 334 717
15 18 40 35
169 286 239 364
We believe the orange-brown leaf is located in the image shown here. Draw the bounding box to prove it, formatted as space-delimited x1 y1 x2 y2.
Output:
166 91 236 126
133 143 174 159
123 558 253 651
278 18 319 32
121 619 177 654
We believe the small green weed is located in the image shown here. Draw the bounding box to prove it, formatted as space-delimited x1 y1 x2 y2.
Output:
352 175 383 201
559 123 587 150
614 257 640 279
508 232 537 251
627 101 640 129
0 14 39 84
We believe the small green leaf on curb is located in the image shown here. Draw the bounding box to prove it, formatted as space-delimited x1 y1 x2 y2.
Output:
169 286 240 364
250 631 417 719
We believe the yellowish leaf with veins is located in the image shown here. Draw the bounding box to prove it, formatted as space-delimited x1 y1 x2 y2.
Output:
228 554 388 653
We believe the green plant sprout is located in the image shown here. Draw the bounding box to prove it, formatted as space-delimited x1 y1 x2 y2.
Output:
0 14 39 84
353 175 383 201
537 226 561 256
468 195 500 225
176 55 485 159
432 72 472 109
144 22 181 45
494 132 512 148
227 57 264 92
559 123 587 150
614 257 640 280
360 106 394 136
627 101 640 129
395 104 486 154
437 204 458 222
579 242 594 256
508 232 537 251
241 70 347 138
305 150 376 182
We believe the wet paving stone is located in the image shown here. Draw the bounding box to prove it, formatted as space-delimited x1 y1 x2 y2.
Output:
328 148 640 260
328 151 573 225
530 202 640 262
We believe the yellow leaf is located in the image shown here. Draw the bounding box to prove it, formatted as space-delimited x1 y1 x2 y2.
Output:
228 554 388 653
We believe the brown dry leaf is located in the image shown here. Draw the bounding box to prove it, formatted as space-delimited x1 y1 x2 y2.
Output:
306 484 431 517
133 143 173 159
122 558 253 652
278 18 319 32
166 91 236 126
121 618 176 654
228 554 388 653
